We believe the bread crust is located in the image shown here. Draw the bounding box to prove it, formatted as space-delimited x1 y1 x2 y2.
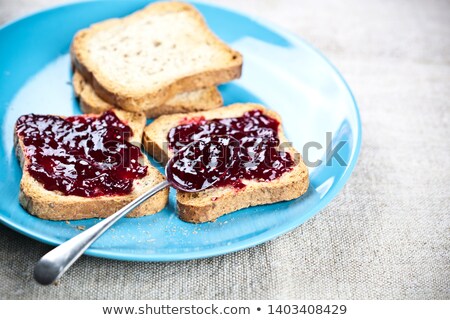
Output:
143 103 309 223
177 175 309 223
72 71 223 118
15 109 169 220
71 1 242 113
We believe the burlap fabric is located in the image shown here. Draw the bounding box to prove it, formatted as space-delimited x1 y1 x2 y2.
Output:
1 0 448 299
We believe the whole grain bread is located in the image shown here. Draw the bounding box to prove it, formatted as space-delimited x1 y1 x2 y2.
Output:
72 70 223 118
143 103 309 223
71 1 242 113
15 109 169 220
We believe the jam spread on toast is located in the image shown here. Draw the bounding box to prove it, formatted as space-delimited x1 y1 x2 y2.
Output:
16 111 147 197
167 109 294 191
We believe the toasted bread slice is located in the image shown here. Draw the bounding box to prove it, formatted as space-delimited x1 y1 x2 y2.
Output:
143 103 309 223
71 1 242 113
15 109 169 220
72 71 223 118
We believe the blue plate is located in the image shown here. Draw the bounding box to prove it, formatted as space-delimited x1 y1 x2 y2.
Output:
0 0 361 261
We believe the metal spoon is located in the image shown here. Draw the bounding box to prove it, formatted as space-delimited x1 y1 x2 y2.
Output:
34 137 237 285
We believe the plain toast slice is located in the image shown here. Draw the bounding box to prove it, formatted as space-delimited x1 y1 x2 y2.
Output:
71 1 242 113
15 109 169 220
143 103 309 223
72 70 223 118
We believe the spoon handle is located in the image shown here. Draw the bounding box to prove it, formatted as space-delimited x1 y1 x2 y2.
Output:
34 180 170 285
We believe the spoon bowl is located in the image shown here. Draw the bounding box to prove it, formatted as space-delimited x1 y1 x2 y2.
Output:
165 136 240 192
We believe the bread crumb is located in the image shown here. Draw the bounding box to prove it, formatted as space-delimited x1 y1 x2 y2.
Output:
76 225 86 231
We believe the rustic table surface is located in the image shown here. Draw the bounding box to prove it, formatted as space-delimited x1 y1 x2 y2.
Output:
1 0 449 299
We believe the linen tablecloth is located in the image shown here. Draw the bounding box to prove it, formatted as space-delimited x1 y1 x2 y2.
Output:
1 0 449 299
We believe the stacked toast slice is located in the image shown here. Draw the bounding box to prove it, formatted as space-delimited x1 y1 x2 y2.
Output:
70 1 242 117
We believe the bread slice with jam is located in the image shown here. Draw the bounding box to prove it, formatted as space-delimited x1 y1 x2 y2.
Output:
143 103 309 223
15 109 169 220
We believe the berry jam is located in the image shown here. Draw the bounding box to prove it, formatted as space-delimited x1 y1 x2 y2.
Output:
16 111 147 197
167 110 294 191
